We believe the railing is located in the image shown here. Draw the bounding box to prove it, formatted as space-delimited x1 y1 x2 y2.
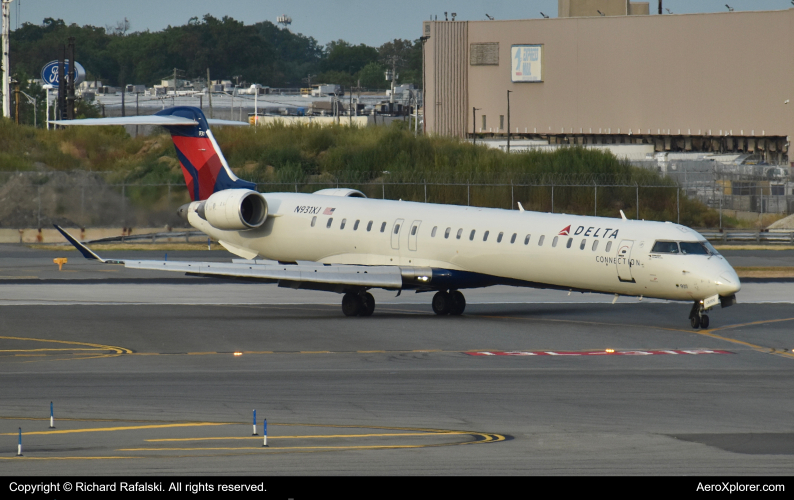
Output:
699 231 794 244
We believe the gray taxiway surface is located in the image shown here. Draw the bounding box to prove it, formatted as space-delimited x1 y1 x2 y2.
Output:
1 245 793 475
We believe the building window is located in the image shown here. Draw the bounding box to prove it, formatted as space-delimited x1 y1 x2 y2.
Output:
482 115 486 131
445 227 451 239
497 232 504 243
326 218 333 228
552 236 559 247
538 235 545 246
380 222 387 232
524 234 531 245
499 115 504 131
592 240 599 251
580 239 586 250
605 241 613 253
367 221 373 231
353 220 360 230
311 216 317 227
431 226 438 237
456 228 463 239
469 229 476 241
340 218 346 230
771 185 785 196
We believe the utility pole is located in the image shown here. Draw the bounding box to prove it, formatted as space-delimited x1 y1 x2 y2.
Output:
472 107 480 145
420 35 429 134
207 68 213 118
12 78 18 123
1 0 12 119
506 90 513 153
57 45 66 120
66 37 75 120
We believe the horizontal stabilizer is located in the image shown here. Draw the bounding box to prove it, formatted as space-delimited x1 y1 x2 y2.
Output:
49 116 248 127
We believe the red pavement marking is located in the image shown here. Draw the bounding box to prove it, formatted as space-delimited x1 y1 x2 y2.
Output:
466 349 733 356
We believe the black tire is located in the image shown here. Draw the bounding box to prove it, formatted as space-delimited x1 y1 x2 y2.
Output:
449 290 466 316
359 292 375 317
342 292 361 316
700 314 709 329
690 315 701 329
432 291 451 315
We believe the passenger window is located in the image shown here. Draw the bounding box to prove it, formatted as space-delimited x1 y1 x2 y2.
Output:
652 241 679 254
311 216 317 227
566 237 573 249
431 226 438 237
445 227 451 239
580 239 586 250
353 220 360 230
394 224 401 235
340 218 346 230
456 229 463 239
367 221 373 231
469 230 476 241
538 235 545 246
411 225 417 236
483 230 489 241
591 240 599 251
497 232 503 243
326 218 333 228
511 233 517 244
380 222 387 233
552 236 559 247
524 234 530 245
605 241 612 252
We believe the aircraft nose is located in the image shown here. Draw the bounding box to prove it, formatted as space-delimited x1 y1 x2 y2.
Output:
717 266 741 296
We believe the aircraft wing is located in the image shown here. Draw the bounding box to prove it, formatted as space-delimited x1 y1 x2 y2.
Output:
49 116 247 127
54 225 401 290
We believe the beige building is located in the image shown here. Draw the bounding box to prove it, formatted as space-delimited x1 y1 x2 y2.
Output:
423 6 793 160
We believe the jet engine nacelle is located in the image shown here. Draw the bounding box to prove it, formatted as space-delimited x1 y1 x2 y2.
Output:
198 189 268 230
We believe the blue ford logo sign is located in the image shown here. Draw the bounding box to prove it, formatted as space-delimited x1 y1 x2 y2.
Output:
40 60 86 87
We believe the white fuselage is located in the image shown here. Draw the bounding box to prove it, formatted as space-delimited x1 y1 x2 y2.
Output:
187 193 741 302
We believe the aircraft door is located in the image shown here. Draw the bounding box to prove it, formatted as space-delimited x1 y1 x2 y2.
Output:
616 240 635 283
408 220 421 251
391 219 404 250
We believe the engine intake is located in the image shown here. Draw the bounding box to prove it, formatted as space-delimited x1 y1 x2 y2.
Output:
198 189 268 230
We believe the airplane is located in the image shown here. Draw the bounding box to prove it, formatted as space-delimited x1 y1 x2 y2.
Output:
52 106 740 328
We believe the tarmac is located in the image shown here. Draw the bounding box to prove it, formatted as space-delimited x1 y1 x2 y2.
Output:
1 244 793 474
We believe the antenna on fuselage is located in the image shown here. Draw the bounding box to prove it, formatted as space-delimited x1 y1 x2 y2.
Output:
517 202 525 212
619 210 628 220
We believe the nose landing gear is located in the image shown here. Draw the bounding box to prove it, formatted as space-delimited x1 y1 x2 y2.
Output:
689 301 710 329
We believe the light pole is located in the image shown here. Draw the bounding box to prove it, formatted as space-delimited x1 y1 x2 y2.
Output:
472 107 480 145
1 0 13 119
506 90 513 153
420 35 430 134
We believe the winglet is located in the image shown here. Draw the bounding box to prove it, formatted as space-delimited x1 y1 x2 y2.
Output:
620 210 628 220
53 225 119 263
517 202 525 212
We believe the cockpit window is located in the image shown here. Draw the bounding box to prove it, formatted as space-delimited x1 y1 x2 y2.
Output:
679 242 709 255
703 240 721 257
651 241 679 254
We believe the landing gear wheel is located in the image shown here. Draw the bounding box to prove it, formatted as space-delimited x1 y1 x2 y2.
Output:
449 290 466 316
699 314 709 329
690 315 701 329
432 291 451 315
342 292 362 317
359 292 375 317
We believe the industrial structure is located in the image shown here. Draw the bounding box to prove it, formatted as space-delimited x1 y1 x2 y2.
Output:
423 2 794 163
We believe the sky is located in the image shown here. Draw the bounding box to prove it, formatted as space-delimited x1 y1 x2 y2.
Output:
8 0 794 46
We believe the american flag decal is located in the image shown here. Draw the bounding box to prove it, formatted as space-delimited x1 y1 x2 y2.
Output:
323 207 336 215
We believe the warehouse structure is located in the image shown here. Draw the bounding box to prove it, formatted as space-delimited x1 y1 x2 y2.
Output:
423 3 793 163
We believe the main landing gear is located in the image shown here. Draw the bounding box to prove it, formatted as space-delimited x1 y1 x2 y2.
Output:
342 291 376 317
689 301 710 329
432 290 466 316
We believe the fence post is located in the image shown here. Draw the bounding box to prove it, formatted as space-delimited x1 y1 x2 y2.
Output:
37 185 42 229
551 183 554 213
511 180 514 210
121 181 126 227
81 183 85 226
594 181 597 216
424 181 427 203
467 180 470 206
636 183 639 220
677 188 680 224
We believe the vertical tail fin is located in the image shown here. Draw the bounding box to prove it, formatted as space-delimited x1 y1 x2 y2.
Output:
155 106 256 201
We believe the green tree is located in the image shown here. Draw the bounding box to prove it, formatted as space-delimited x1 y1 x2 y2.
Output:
357 62 388 89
